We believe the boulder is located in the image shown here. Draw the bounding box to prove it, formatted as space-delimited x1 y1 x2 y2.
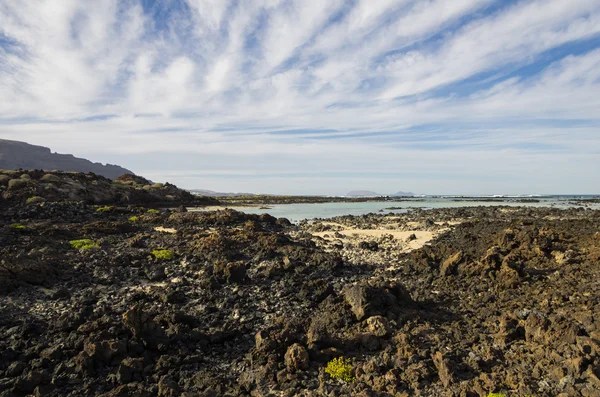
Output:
342 280 411 321
366 316 391 337
440 251 463 276
284 343 309 372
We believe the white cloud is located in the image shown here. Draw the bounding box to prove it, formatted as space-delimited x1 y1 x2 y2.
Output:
0 0 599 194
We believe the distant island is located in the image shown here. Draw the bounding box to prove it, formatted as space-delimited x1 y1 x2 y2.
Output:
0 139 133 179
346 190 415 197
189 189 256 197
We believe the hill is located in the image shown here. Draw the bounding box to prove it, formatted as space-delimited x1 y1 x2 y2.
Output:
346 190 416 197
391 191 415 196
189 189 256 197
0 139 132 179
0 170 219 206
346 190 382 197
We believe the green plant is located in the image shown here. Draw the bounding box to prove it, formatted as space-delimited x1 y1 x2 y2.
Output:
7 179 28 190
26 196 45 204
487 394 507 397
128 216 140 222
152 249 174 260
147 209 160 214
40 173 60 182
96 206 113 212
325 357 355 383
69 239 99 250
10 223 25 230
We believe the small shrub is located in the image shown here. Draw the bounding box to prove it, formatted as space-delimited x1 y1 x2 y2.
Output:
26 196 46 204
69 239 99 250
96 206 113 213
152 249 174 260
128 216 140 222
325 357 354 383
19 174 31 180
0 175 11 186
7 179 28 190
40 174 60 182
147 209 160 214
10 223 25 230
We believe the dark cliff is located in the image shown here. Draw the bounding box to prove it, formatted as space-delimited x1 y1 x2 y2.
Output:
0 139 132 179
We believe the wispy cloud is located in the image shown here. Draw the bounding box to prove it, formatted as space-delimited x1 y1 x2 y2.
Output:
0 0 599 194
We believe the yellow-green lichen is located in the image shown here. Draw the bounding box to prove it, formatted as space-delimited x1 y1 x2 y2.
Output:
69 239 99 250
325 357 355 383
152 249 174 260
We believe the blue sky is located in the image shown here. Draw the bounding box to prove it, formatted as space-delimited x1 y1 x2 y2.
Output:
1 0 599 194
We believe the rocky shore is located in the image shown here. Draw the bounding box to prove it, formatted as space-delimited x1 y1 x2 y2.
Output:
0 170 219 207
1 176 600 396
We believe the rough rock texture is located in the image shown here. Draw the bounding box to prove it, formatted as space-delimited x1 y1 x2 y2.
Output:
0 170 219 206
0 139 132 179
1 202 600 396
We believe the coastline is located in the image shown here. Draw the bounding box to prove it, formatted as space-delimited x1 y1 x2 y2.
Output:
2 172 600 396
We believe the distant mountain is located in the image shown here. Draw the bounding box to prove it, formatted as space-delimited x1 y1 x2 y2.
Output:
346 190 416 197
391 191 415 197
346 190 383 197
189 189 255 197
0 139 132 179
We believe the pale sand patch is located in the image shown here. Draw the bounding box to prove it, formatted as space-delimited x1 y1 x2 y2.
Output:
314 229 435 249
320 221 346 228
188 205 265 212
155 226 177 234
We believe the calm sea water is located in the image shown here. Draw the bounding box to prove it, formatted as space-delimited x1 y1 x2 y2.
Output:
191 196 600 222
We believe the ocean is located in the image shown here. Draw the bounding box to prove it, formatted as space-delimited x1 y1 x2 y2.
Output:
191 195 600 222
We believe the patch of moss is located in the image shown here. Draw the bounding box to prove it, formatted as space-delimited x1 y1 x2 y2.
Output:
152 249 174 260
26 196 46 204
96 206 113 213
325 357 354 383
69 239 100 250
486 394 535 397
10 223 25 230
40 174 61 182
128 216 140 222
7 179 28 190
147 209 160 214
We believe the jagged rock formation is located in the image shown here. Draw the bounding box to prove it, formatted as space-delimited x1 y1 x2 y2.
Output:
0 139 132 179
1 204 599 396
0 169 219 206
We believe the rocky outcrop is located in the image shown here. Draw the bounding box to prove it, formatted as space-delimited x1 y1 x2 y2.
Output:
0 139 132 179
0 169 218 206
1 205 600 396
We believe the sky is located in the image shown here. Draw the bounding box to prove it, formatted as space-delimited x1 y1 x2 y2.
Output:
0 0 599 195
